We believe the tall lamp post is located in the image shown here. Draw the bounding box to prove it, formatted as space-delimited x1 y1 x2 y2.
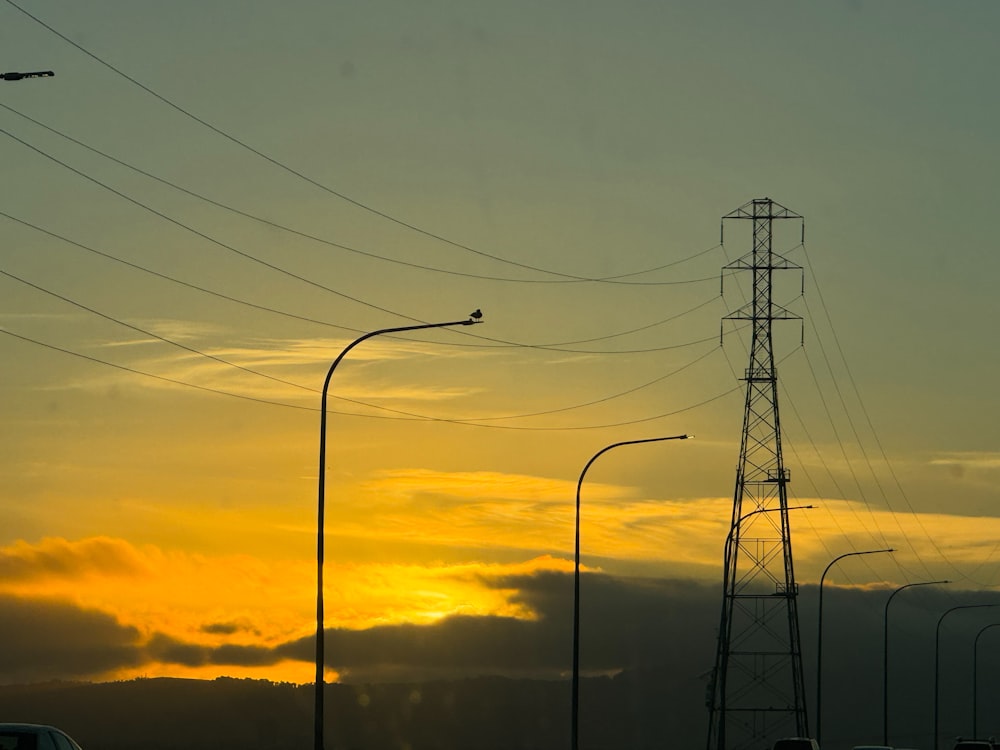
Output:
934 603 1000 750
972 622 1000 739
571 434 691 750
314 312 482 750
882 580 949 745
816 547 894 745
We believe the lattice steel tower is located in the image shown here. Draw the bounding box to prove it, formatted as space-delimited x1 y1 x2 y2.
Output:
705 198 808 750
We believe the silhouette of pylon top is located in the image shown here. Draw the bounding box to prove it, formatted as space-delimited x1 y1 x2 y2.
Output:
723 197 802 220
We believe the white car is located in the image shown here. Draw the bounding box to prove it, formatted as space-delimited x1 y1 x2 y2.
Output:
0 724 84 750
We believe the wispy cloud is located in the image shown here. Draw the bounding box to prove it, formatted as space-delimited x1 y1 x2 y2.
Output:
65 332 489 404
929 452 1000 470
362 468 633 502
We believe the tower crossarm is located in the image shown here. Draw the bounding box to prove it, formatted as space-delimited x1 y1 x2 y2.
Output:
722 197 803 221
723 249 802 272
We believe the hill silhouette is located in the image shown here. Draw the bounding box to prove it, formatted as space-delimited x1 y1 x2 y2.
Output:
0 673 695 750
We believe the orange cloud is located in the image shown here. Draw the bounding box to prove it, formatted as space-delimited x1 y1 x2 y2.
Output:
0 536 156 581
0 537 569 654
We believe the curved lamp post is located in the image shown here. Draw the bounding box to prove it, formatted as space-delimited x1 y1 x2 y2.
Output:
571 434 691 750
934 603 1000 750
314 312 482 750
816 547 894 745
723 504 814 570
882 580 949 745
972 622 1000 739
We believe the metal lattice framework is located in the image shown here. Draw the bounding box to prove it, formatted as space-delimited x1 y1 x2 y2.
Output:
706 198 808 750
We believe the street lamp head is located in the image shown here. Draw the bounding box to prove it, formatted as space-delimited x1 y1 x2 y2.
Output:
1 70 54 81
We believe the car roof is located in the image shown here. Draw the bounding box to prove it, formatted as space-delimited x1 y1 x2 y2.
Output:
0 725 59 731
0 721 65 734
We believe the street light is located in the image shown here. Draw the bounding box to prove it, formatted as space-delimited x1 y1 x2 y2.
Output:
314 312 482 750
1 70 54 81
934 603 1000 750
816 547 894 745
882 580 949 745
571 434 691 750
972 622 1000 739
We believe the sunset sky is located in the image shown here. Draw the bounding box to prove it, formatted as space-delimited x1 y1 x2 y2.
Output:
2 0 999 700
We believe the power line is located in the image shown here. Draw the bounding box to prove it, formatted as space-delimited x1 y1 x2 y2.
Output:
0 327 316 413
0 324 740 431
454 344 720 422
3 0 707 285
0 209 365 334
1 125 428 325
0 208 725 354
2 125 730 354
800 244 995 587
721 233 925 585
2 97 724 287
1 267 321 394
798 345 893 549
1 257 728 427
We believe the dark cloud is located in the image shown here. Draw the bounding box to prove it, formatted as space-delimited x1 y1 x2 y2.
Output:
201 621 242 635
146 633 282 668
200 619 260 636
6 571 1000 749
0 593 144 681
146 633 211 667
501 570 720 669
274 571 721 682
270 573 1000 746
0 595 284 681
212 643 279 667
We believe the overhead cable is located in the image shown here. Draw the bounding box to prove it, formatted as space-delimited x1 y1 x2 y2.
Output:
1 324 740 431
0 208 723 354
1 100 723 288
4 0 710 285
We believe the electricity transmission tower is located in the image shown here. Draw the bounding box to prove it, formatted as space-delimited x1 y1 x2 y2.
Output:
705 198 808 750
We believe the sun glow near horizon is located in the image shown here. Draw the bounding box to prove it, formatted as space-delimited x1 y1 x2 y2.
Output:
4 479 1000 683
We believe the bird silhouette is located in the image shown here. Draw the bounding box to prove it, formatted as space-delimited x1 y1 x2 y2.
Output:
470 309 483 320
